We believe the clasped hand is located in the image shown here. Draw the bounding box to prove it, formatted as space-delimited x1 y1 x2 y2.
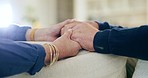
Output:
54 20 99 59
31 19 99 59
61 20 99 51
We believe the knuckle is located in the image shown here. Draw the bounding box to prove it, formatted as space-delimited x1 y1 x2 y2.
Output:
71 34 76 40
75 38 80 42
61 28 64 31
61 28 64 34
64 24 68 28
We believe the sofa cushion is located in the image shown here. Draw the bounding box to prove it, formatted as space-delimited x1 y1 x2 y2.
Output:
132 60 148 78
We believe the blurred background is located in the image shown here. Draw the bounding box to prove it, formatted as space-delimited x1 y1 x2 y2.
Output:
0 0 147 28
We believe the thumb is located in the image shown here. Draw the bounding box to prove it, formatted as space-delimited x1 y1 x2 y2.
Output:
63 29 73 39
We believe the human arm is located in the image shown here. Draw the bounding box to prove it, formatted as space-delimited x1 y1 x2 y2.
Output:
60 20 124 35
0 39 45 77
65 21 148 60
0 25 30 41
0 29 81 77
94 25 148 60
26 19 74 41
0 19 73 41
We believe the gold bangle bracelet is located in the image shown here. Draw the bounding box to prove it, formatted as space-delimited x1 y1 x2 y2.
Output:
30 29 38 41
47 44 54 66
52 44 59 62
43 43 52 66
49 44 57 66
43 43 59 66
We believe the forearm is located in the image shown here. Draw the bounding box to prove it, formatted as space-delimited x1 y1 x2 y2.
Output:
0 39 46 77
0 39 73 77
0 25 31 41
93 25 148 60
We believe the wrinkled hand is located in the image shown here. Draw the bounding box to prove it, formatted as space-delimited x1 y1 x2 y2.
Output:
52 29 81 59
61 20 98 35
62 22 99 51
34 19 74 41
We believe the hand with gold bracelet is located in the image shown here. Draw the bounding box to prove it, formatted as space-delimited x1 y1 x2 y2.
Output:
25 19 81 66
25 19 74 41
0 19 82 77
28 29 81 66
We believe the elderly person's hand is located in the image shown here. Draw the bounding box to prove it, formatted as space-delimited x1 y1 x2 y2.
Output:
26 19 74 41
72 22 99 51
52 29 81 59
61 22 99 51
61 20 98 35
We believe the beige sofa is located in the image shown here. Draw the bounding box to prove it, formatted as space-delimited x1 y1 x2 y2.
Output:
132 59 148 78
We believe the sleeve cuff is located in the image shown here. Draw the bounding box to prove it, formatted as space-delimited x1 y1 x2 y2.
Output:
27 44 46 75
14 25 31 41
8 25 31 41
95 21 110 30
93 30 110 53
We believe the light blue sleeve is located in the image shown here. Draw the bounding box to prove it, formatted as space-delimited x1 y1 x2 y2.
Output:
0 39 46 77
0 25 31 41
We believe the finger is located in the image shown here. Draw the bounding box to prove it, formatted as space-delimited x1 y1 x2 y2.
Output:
61 23 74 35
62 23 75 34
61 28 65 35
62 19 73 24
63 29 73 39
71 32 83 49
57 19 73 29
61 21 81 35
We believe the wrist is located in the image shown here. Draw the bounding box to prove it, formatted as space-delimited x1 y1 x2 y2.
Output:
87 21 99 29
26 29 31 41
42 44 50 65
43 43 59 66
93 30 109 53
52 42 72 59
52 42 64 59
26 29 38 41
97 22 110 30
91 29 99 51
